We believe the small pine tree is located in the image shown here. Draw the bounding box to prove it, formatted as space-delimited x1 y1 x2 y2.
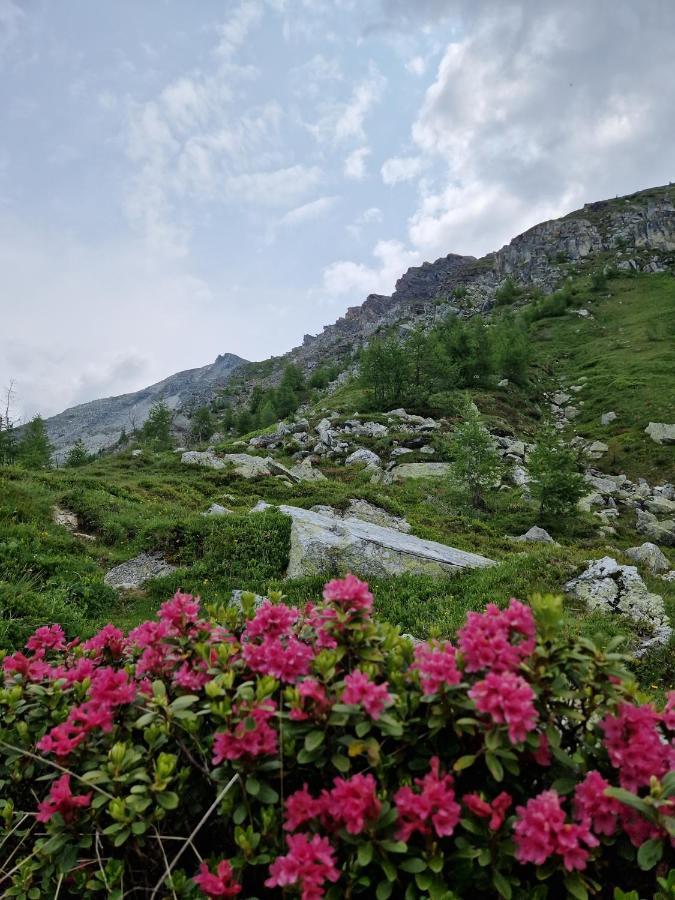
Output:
494 316 530 385
141 400 173 451
221 405 235 433
236 408 254 435
189 406 214 445
18 416 53 468
0 415 17 465
528 424 587 520
447 402 502 508
65 439 89 467
257 399 277 428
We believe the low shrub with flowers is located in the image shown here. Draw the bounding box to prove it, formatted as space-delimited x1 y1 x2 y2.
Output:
0 576 673 899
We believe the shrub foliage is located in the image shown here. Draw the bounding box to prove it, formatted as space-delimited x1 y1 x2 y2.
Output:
1 579 673 898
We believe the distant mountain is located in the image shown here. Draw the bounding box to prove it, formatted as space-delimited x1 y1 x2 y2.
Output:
44 353 246 460
43 183 675 457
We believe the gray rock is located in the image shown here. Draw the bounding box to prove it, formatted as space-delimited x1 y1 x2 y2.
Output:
636 509 675 546
552 391 571 406
392 462 452 481
310 499 412 534
577 491 606 512
586 441 609 458
644 422 675 445
221 453 275 479
585 472 626 495
625 542 670 575
345 448 381 468
511 465 531 487
343 420 389 439
497 378 509 387
181 450 225 470
600 411 617 425
645 496 675 516
131 449 143 457
203 503 232 517
229 589 266 613
390 447 413 458
254 503 495 579
565 556 670 642
289 459 327 482
53 505 78 531
515 526 555 543
104 553 177 590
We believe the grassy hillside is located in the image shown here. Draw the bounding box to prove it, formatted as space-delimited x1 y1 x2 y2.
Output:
1 271 673 695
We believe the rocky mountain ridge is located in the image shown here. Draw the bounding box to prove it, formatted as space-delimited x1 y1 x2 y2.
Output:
41 183 675 455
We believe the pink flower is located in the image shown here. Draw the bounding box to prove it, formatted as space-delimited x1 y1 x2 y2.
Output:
514 790 598 872
303 602 338 650
3 651 56 683
323 573 373 615
212 701 277 764
193 860 241 897
36 774 92 824
412 641 461 695
265 834 339 900
663 691 675 731
457 599 535 673
328 774 381 835
173 661 210 691
290 679 331 722
26 624 66 653
244 601 299 640
83 624 125 659
573 771 621 837
284 785 327 832
601 702 673 790
158 591 201 630
342 670 391 720
532 732 551 766
463 791 512 831
242 635 314 683
469 671 538 744
89 667 136 706
394 757 461 843
619 806 663 848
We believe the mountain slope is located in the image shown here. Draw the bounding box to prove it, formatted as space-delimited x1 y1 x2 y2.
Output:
43 352 246 460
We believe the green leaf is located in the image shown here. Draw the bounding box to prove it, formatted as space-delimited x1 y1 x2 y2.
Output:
453 754 476 772
331 753 350 773
605 787 653 817
485 751 504 782
356 720 371 738
564 872 588 900
169 694 199 711
415 872 433 891
399 858 426 874
304 730 325 752
156 791 179 810
637 837 663 871
379 840 407 853
358 843 373 867
376 880 393 899
245 776 261 796
493 871 512 899
258 784 279 804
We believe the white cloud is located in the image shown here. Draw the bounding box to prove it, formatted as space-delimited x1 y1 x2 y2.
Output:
290 53 343 98
344 145 370 180
215 0 264 58
405 55 426 76
381 154 424 185
308 64 386 144
280 194 338 226
322 239 422 298
227 165 323 207
346 205 382 237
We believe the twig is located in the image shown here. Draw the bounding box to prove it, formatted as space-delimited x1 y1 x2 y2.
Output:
0 813 29 857
149 773 240 898
0 740 115 801
95 831 109 893
153 828 178 900
54 872 64 899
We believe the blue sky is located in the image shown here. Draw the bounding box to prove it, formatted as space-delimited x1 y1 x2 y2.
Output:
2 0 674 419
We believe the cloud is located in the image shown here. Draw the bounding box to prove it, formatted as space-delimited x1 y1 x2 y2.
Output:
215 0 264 58
0 0 22 54
280 194 338 226
346 205 382 237
405 56 426 76
290 53 343 98
322 239 422 298
227 165 323 207
308 64 386 144
381 154 425 185
344 145 370 180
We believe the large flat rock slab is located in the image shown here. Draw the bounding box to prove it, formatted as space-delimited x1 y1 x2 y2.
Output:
253 502 494 579
392 462 452 481
104 552 177 590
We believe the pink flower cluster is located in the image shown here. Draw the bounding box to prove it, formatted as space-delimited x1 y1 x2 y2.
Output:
289 679 331 722
36 774 92 824
212 700 277 764
283 773 381 836
463 791 512 831
241 600 315 683
322 573 374 616
514 790 598 871
412 640 461 695
394 757 461 843
193 859 241 898
342 669 391 719
469 671 538 744
601 700 675 791
265 833 339 900
458 598 535 673
573 770 621 836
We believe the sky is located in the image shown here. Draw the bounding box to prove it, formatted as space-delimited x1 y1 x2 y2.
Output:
1 0 674 421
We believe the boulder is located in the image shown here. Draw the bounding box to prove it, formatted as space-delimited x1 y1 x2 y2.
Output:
600 411 617 425
253 503 495 579
585 473 626 495
586 441 609 459
565 557 670 648
181 450 225 470
625 542 670 575
636 509 675 546
289 459 327 482
511 466 530 487
104 553 177 590
220 454 279 479
52 505 78 531
310 499 411 534
645 496 675 516
644 422 675 445
392 462 452 481
343 421 389 439
203 503 232 517
345 448 381 468
515 526 555 544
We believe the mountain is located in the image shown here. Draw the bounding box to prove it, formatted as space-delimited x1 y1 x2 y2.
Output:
42 183 675 455
43 352 246 460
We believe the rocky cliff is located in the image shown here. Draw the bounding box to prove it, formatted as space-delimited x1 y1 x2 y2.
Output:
43 353 246 460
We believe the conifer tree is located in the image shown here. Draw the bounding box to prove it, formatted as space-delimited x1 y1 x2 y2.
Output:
18 416 53 468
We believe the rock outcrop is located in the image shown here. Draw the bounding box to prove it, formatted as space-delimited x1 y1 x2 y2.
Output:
645 422 675 445
104 553 176 590
252 502 494 579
